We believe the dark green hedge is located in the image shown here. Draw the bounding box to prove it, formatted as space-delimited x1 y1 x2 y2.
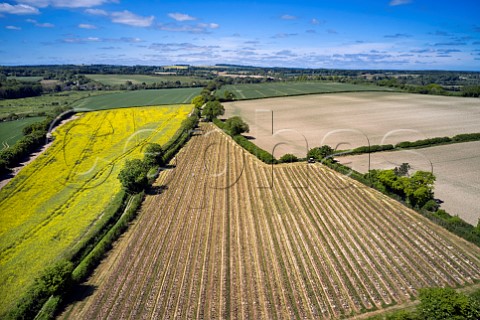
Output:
453 132 480 142
396 136 451 149
232 135 277 164
72 191 145 283
335 133 480 158
214 118 277 164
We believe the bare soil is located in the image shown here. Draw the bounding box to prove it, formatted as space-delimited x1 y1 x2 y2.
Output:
223 92 480 158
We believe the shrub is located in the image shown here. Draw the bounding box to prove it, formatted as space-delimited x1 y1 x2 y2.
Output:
144 143 165 168
7 260 73 320
118 159 148 194
280 153 298 163
224 116 249 136
417 287 480 320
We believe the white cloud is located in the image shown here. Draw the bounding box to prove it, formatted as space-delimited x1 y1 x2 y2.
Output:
272 33 298 39
85 8 108 16
0 3 39 15
78 23 97 29
389 0 412 6
6 25 21 30
63 36 101 43
168 12 196 22
86 9 154 27
26 19 54 27
281 14 297 20
110 10 154 27
157 22 220 33
61 36 144 44
18 0 117 8
150 42 219 52
198 23 219 29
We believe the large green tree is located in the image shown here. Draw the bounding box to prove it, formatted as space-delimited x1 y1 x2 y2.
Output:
202 100 225 121
367 169 435 208
191 95 205 108
224 116 249 136
143 143 165 168
118 159 148 194
307 145 334 162
418 287 480 320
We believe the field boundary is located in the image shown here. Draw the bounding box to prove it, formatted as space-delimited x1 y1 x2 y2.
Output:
334 132 480 157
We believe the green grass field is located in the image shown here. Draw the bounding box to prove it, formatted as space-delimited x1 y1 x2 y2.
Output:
0 117 45 150
7 76 43 82
217 81 395 100
0 91 113 119
84 74 202 85
72 88 202 111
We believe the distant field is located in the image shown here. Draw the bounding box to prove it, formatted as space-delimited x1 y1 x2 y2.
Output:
223 92 480 157
0 105 192 315
217 82 394 100
0 91 112 118
0 116 45 150
84 74 202 85
7 76 43 82
72 88 202 111
338 142 480 225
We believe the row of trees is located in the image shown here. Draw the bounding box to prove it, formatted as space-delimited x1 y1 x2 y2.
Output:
0 79 43 99
367 164 436 209
303 145 437 210
0 108 73 175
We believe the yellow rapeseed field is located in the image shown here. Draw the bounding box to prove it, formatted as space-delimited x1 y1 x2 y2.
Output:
0 105 192 314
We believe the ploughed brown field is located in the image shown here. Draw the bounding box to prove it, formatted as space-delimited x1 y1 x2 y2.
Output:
61 124 480 319
223 92 480 158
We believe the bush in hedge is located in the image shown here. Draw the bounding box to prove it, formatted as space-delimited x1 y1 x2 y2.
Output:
7 260 73 320
279 153 298 163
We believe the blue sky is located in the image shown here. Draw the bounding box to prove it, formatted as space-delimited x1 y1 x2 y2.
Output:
0 0 479 70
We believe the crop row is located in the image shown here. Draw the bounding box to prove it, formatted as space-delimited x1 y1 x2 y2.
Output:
63 124 480 319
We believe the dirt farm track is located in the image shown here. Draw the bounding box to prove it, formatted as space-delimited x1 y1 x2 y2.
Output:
60 124 480 319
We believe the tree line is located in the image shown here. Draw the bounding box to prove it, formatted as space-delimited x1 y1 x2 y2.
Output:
0 78 43 99
0 107 72 176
